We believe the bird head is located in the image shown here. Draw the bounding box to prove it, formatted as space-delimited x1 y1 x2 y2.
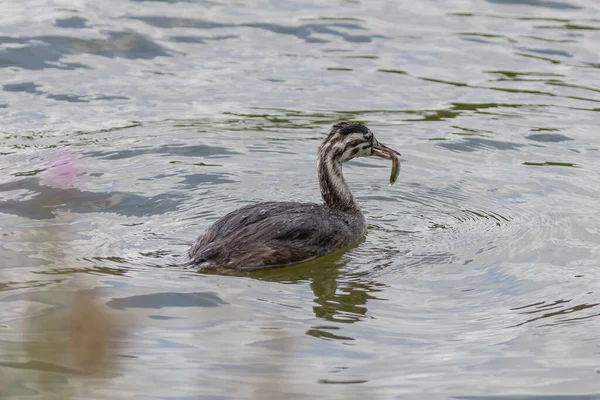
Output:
318 122 401 184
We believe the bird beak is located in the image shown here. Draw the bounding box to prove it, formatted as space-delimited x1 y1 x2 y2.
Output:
372 142 401 160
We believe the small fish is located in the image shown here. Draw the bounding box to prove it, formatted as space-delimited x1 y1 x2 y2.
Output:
389 153 401 185
372 141 401 186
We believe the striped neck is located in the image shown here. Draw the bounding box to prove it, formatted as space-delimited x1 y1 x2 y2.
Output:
317 148 359 212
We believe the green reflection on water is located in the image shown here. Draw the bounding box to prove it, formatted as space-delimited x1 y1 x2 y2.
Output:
13 169 46 177
377 69 407 75
523 161 579 167
202 242 387 331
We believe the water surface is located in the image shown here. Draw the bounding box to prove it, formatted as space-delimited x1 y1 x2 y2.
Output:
1 0 600 398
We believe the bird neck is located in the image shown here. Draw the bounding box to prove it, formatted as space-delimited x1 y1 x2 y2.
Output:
317 151 360 212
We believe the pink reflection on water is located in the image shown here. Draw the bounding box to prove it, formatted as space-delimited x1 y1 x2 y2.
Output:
47 149 81 189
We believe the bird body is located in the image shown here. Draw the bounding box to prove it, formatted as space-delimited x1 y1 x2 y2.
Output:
188 201 366 270
188 122 400 270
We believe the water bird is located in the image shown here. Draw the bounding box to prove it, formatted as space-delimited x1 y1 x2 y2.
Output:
188 122 401 270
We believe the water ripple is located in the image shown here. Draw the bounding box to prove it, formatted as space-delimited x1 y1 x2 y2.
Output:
2 0 600 397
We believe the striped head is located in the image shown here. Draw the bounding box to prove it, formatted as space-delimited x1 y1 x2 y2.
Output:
317 121 401 210
318 122 399 163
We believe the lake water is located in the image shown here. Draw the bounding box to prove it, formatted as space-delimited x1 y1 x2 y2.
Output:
1 0 600 398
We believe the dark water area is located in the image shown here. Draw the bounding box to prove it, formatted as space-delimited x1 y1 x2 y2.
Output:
1 0 600 398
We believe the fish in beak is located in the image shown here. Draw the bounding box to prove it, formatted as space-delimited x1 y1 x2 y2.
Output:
372 142 401 185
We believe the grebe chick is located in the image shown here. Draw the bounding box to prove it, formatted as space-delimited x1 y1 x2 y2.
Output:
188 122 401 270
